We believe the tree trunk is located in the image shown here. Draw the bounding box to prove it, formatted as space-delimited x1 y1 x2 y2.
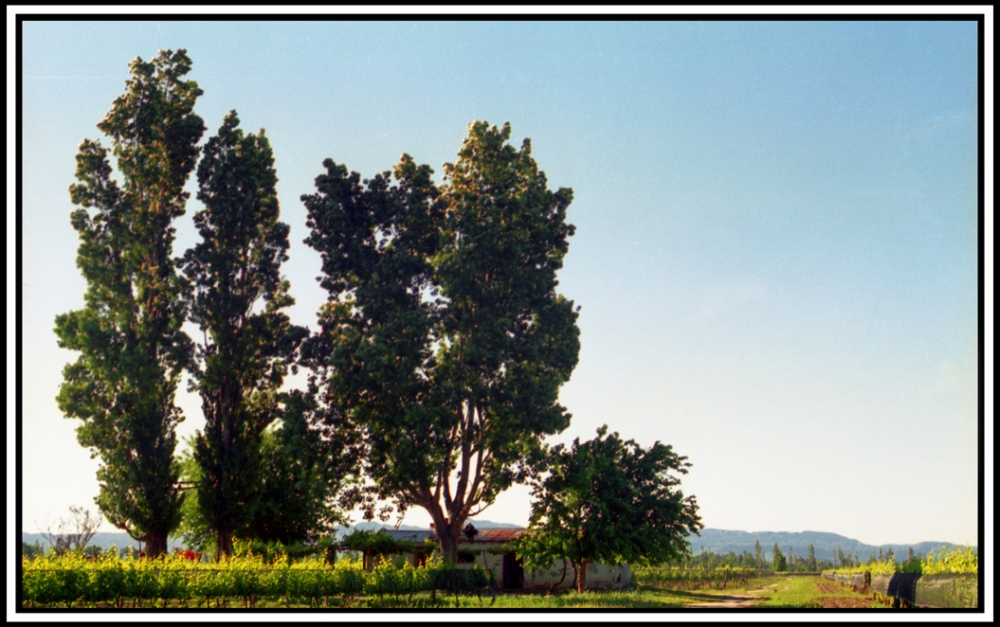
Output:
428 508 464 565
577 558 588 594
145 530 168 558
439 529 460 565
215 529 234 562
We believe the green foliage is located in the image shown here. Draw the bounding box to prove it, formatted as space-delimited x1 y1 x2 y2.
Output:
21 551 488 607
54 49 205 555
824 545 977 576
807 544 818 572
670 546 830 573
427 564 490 596
174 437 213 553
21 541 46 560
633 565 762 590
181 111 310 558
176 407 351 554
339 529 427 555
771 543 787 572
239 394 353 545
515 425 702 582
921 546 978 574
302 120 580 561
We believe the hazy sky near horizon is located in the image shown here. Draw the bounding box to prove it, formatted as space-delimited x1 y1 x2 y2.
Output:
15 17 986 547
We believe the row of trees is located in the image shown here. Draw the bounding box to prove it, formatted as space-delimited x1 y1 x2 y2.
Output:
55 49 701 572
686 541 825 572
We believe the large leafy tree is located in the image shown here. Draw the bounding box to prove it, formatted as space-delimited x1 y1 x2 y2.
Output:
516 426 703 593
181 111 308 559
302 121 580 563
54 49 204 557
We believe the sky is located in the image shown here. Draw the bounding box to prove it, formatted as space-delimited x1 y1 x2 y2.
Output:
12 12 991 552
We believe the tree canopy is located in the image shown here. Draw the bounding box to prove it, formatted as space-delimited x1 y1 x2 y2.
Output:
181 110 309 559
301 121 580 562
54 49 205 556
515 425 703 593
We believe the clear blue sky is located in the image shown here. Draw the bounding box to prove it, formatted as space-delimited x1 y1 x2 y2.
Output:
16 16 987 547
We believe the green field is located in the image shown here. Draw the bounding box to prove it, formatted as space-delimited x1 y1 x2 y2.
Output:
23 573 883 610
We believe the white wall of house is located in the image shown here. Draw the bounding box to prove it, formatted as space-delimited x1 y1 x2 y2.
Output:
462 546 632 591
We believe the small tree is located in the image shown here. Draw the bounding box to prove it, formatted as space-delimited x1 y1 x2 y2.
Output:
516 425 702 593
39 506 102 555
771 543 787 572
807 544 818 572
755 539 763 570
239 390 354 545
174 391 353 552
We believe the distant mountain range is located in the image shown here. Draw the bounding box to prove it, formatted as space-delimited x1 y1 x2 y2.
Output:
22 524 972 562
687 529 975 562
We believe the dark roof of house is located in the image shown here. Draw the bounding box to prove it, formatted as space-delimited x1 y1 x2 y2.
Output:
467 528 524 543
383 529 434 544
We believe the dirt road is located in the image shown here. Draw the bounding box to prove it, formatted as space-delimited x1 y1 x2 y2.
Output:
681 594 757 608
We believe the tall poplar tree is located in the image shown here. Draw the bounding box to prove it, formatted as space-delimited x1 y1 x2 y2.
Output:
302 121 580 563
182 111 308 559
54 49 204 557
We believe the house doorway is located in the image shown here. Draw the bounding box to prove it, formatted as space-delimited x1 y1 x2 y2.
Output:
502 552 524 589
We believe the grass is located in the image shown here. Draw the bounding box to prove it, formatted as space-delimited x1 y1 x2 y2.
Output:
747 576 883 609
26 575 884 610
265 575 879 609
256 576 883 609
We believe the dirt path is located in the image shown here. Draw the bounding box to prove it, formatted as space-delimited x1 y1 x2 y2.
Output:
681 594 758 608
813 596 876 608
813 581 879 608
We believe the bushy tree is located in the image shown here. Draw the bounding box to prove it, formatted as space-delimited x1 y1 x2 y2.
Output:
771 543 787 572
181 111 309 559
239 390 354 545
175 399 350 553
54 49 204 556
516 425 702 593
302 121 579 563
